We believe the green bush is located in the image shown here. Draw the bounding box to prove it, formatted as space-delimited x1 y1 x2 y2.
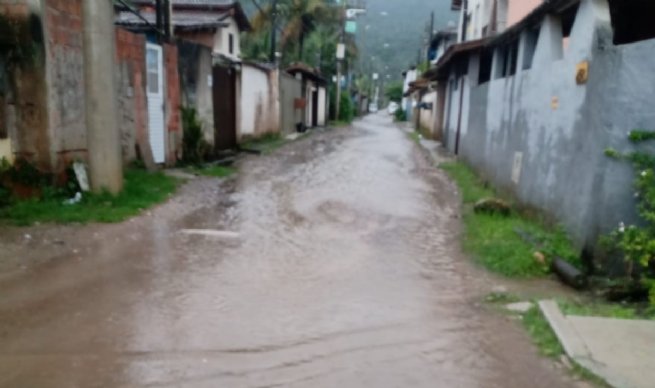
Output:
338 94 354 123
394 108 407 122
604 129 655 305
181 106 209 165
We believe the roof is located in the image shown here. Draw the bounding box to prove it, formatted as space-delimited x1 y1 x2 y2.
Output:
116 10 230 31
118 0 251 31
430 27 458 48
286 63 327 85
424 37 490 80
403 78 430 97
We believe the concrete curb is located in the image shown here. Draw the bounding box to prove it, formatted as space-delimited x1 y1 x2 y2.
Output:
538 300 638 388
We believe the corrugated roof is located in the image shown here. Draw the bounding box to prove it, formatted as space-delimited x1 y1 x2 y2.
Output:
286 63 327 85
116 10 229 30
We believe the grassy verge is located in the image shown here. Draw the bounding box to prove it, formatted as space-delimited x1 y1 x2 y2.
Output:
329 120 351 128
559 299 655 320
186 165 236 178
441 161 579 277
486 293 610 387
407 131 421 144
0 169 179 225
240 133 288 154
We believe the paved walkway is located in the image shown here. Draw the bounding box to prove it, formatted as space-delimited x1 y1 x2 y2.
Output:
540 300 655 388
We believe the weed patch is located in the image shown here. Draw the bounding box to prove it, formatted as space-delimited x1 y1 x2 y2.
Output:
441 161 579 277
559 299 655 320
186 165 236 178
240 133 288 154
0 169 179 225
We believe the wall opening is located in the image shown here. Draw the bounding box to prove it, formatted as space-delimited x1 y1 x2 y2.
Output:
228 33 234 54
494 38 519 79
522 27 539 70
560 4 578 53
609 0 655 45
478 49 493 84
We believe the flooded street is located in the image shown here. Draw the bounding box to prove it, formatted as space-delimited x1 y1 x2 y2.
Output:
0 115 581 387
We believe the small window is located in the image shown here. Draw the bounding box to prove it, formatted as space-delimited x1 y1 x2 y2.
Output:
522 27 539 70
228 33 234 54
494 39 519 79
146 47 160 94
478 49 493 84
560 4 578 53
609 0 655 45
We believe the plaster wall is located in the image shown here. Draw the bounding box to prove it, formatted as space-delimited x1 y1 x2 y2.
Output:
453 0 649 257
317 86 327 126
508 0 542 26
214 18 240 60
419 91 436 135
177 40 214 145
239 64 280 139
279 72 302 135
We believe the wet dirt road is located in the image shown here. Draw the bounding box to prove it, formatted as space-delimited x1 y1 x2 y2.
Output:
0 115 583 387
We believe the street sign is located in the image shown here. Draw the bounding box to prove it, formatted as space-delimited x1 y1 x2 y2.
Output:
345 21 357 34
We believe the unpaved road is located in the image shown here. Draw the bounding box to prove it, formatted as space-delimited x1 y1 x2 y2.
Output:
0 115 585 387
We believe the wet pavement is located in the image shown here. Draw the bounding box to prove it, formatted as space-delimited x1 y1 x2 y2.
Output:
0 114 586 387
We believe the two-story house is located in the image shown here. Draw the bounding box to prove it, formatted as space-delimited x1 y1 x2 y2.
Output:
453 0 542 42
116 0 251 62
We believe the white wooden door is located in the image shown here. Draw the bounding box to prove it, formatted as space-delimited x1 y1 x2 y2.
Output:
146 43 166 164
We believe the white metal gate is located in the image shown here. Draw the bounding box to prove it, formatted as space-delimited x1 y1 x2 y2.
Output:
146 43 166 164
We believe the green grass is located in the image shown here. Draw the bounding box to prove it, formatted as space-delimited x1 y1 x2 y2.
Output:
329 120 351 128
240 133 288 154
0 169 179 225
486 294 611 387
559 299 655 320
186 165 236 178
441 161 579 277
407 131 421 144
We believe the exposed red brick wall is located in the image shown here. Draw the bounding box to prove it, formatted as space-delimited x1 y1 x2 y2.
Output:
0 1 30 17
164 43 181 165
115 28 148 163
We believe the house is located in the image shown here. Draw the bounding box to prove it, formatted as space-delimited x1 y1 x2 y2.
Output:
453 0 543 42
429 28 458 65
401 67 418 120
429 0 655 259
116 0 251 155
115 0 251 61
286 63 328 130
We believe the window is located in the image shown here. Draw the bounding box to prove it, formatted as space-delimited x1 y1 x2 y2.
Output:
228 33 234 54
494 39 519 79
609 0 655 45
560 4 578 53
478 49 493 84
146 47 160 94
522 27 540 70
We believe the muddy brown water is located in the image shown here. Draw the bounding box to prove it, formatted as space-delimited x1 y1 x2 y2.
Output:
0 115 588 387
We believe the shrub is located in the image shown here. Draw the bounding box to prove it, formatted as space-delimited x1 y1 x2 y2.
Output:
394 108 407 122
604 129 655 304
338 93 354 123
181 106 209 165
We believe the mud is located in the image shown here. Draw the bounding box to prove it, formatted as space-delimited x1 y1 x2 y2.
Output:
0 115 588 387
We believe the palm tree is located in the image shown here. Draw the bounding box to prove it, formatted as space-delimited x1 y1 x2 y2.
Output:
279 0 331 61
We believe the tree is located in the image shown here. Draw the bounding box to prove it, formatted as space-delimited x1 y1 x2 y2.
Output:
385 81 404 103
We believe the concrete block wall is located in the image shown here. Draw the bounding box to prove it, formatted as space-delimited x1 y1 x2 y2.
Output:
239 64 280 140
447 0 654 264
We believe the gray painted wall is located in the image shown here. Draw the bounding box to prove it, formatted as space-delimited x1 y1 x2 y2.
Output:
279 73 302 135
445 0 655 263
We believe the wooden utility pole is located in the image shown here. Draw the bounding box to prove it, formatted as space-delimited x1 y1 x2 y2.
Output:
335 1 345 121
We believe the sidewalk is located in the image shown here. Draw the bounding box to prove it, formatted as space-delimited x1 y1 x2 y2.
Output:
540 300 655 388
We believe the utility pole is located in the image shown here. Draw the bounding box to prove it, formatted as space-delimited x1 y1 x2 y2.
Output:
335 1 346 121
270 0 277 63
428 11 434 62
155 0 163 35
163 0 172 39
82 0 123 193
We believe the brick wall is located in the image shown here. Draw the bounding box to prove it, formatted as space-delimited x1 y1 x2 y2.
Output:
164 43 181 165
44 0 86 170
115 27 147 164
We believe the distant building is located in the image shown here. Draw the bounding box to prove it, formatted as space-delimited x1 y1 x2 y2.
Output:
453 0 543 42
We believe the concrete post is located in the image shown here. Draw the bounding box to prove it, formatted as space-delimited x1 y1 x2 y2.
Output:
82 0 123 193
